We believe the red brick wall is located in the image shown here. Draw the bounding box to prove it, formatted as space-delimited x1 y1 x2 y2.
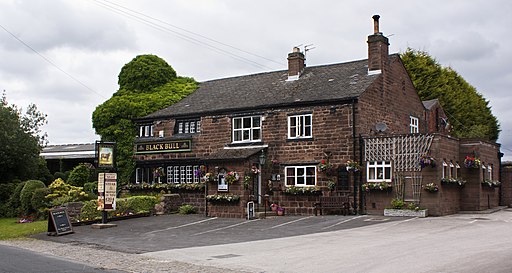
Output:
501 162 512 206
358 56 426 136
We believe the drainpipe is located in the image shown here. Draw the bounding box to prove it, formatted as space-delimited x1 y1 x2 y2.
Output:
351 100 358 214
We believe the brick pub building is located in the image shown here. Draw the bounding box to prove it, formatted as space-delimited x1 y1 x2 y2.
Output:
132 16 503 218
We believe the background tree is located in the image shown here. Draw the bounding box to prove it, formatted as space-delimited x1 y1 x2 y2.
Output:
92 55 197 184
401 48 500 141
0 93 49 182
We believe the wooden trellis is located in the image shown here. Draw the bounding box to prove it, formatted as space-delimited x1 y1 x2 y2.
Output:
364 134 434 203
364 134 434 172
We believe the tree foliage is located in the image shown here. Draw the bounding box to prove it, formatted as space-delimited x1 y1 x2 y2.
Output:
401 48 500 141
67 163 93 187
92 55 197 184
118 54 177 92
0 93 49 182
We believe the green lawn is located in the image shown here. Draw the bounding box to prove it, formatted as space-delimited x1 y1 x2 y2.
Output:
0 218 47 240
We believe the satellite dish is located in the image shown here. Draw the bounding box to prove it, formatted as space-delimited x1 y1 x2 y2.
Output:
375 122 388 133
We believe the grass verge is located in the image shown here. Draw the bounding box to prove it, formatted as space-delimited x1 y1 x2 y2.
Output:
0 218 47 240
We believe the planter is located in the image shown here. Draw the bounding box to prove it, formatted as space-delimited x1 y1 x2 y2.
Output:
384 208 428 218
277 208 285 216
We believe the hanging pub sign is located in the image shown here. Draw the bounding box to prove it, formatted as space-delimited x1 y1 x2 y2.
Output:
97 173 117 211
96 141 116 169
135 139 192 154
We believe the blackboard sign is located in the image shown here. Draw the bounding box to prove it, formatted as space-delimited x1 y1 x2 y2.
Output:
47 208 73 236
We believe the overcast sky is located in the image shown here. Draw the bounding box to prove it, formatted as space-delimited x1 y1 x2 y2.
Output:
1 0 511 160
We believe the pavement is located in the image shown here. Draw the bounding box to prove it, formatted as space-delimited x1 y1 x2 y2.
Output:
32 209 512 272
33 213 401 253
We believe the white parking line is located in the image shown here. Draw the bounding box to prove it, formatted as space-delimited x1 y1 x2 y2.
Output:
321 215 365 230
191 219 260 236
265 216 314 230
144 217 218 235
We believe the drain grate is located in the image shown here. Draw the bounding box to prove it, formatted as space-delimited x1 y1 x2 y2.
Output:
211 254 242 259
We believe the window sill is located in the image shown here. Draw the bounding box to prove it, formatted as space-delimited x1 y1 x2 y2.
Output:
226 141 264 148
286 137 314 142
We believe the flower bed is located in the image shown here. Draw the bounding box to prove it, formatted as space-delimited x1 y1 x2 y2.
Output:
124 182 205 192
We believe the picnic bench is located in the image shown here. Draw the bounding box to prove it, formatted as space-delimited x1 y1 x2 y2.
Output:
314 196 350 216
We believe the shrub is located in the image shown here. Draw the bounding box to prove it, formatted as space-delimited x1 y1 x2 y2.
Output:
20 180 46 214
53 171 67 181
67 164 92 187
0 183 18 205
178 204 197 214
31 187 51 210
46 178 90 207
123 196 158 214
8 181 27 209
390 198 405 209
84 182 98 194
80 200 100 221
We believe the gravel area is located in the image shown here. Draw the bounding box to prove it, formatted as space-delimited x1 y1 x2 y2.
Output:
0 239 249 273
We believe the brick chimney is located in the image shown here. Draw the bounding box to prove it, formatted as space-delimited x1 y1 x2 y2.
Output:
287 47 305 81
367 15 389 74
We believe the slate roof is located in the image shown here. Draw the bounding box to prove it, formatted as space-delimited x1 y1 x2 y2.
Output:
143 56 392 119
205 147 264 161
40 143 96 159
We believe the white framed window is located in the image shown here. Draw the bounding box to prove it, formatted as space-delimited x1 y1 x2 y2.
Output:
442 161 448 179
455 162 461 178
186 166 193 183
232 116 261 143
173 166 180 183
285 166 316 186
488 164 492 180
367 161 392 182
449 161 455 178
176 119 201 134
138 125 155 137
167 166 174 183
288 114 312 139
135 168 143 184
410 116 419 133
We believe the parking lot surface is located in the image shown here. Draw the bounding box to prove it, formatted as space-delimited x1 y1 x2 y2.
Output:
34 214 401 253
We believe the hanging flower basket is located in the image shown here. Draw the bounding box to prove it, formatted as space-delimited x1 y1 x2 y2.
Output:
464 155 481 168
419 155 436 169
422 183 439 193
153 167 165 178
345 160 360 172
318 160 334 173
225 171 240 184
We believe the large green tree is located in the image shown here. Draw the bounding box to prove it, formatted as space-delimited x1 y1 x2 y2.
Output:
92 55 197 184
401 48 500 141
0 93 49 182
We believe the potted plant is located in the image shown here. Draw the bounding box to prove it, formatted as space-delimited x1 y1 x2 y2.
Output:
276 207 285 216
345 160 360 172
419 154 436 169
422 182 439 193
464 155 481 168
270 203 278 211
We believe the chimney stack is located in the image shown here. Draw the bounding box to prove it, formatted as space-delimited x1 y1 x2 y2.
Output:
287 47 305 81
367 14 389 74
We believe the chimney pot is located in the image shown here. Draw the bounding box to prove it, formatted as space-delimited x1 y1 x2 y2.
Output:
372 14 380 34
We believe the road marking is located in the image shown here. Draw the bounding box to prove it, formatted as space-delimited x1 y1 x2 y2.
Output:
321 215 365 230
144 217 218 235
191 219 260 236
265 216 314 230
469 219 478 224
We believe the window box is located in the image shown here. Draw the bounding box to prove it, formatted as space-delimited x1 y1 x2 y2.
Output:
361 182 392 192
283 186 322 195
206 194 240 203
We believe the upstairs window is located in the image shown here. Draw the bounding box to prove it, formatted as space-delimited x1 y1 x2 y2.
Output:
367 161 392 182
288 114 312 139
232 116 261 143
139 125 154 137
410 116 419 133
488 164 493 180
175 119 201 134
